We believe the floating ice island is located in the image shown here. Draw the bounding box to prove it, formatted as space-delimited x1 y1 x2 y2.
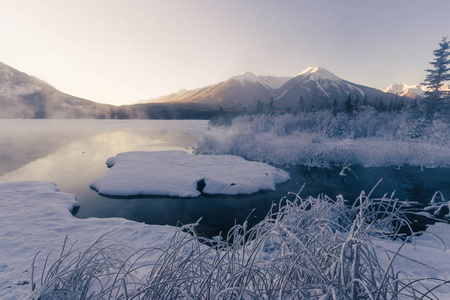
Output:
90 151 290 198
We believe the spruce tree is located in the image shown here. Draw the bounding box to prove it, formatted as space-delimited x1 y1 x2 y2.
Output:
298 96 304 112
344 94 353 114
422 37 450 109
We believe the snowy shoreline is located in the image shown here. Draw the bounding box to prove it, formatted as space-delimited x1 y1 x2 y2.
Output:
1 115 449 298
1 181 449 299
0 182 180 299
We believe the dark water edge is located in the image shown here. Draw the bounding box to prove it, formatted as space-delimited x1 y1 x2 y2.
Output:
75 165 450 239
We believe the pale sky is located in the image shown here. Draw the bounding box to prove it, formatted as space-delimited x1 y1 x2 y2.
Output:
1 0 449 106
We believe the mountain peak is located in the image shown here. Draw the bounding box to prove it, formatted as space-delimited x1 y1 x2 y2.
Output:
233 72 290 89
298 66 322 75
382 83 425 97
295 66 340 81
234 71 258 83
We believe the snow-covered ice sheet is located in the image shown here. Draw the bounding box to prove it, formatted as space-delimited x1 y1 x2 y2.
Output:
0 182 179 300
90 151 290 197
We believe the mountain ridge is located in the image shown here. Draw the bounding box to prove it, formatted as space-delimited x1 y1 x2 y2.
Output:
382 82 450 99
0 60 415 119
142 67 407 111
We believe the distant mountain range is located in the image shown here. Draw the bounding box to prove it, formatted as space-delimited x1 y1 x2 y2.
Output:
0 61 216 119
142 67 410 111
382 83 450 99
1 61 419 119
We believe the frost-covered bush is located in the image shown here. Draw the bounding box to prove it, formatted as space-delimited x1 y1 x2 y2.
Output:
195 111 450 167
30 189 449 299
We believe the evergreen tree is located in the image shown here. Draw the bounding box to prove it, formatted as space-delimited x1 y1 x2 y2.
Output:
422 37 450 102
298 96 304 112
269 98 274 112
256 100 262 113
354 95 360 111
344 94 353 114
363 95 368 106
331 98 338 115
256 100 263 113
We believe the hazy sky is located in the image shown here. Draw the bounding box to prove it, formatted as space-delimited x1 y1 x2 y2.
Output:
1 0 449 106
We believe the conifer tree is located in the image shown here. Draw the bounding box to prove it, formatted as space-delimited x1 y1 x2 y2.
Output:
298 96 304 112
331 98 338 115
422 37 450 105
269 98 274 112
344 94 353 114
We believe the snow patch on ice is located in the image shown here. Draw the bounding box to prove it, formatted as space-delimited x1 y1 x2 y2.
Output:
90 151 290 197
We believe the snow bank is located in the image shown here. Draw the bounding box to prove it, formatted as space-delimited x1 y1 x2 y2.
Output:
1 181 449 299
90 150 290 197
0 182 179 300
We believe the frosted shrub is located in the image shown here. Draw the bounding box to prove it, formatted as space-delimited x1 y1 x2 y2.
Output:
31 189 449 299
197 111 450 168
429 120 450 146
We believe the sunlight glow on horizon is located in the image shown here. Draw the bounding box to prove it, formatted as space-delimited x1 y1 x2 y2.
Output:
0 0 449 106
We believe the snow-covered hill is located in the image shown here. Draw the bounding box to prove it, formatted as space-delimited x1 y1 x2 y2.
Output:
0 61 115 118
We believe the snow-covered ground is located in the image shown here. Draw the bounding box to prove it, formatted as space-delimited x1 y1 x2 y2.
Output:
1 182 449 299
90 151 290 197
0 182 179 299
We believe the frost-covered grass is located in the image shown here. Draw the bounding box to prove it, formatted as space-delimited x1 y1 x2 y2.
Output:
30 184 450 299
196 109 450 168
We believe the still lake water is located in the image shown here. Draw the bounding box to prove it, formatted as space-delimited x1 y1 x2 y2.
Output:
1 119 449 238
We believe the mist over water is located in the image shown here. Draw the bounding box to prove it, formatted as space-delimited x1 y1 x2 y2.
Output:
0 119 448 238
0 119 206 177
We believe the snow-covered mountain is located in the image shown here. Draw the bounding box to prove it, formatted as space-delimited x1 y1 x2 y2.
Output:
382 83 450 99
140 71 277 109
0 60 414 119
272 67 389 109
143 67 401 110
233 72 291 89
0 61 115 118
0 61 220 119
382 83 425 99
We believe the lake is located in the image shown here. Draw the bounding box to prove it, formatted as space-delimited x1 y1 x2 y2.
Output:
1 119 449 238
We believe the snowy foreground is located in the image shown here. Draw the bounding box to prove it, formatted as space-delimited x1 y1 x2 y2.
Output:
90 150 290 197
1 181 450 299
0 182 180 299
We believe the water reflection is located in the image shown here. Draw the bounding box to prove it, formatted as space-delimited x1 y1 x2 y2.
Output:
82 165 450 238
0 120 448 239
0 131 191 192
